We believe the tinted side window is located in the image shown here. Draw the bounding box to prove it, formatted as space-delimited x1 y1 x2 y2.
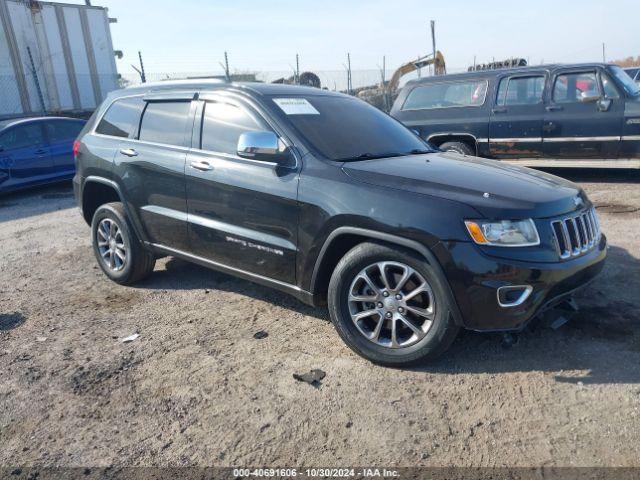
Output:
201 102 267 155
402 80 487 110
553 72 598 103
138 101 191 147
496 76 545 106
95 97 145 138
47 121 84 142
0 124 45 150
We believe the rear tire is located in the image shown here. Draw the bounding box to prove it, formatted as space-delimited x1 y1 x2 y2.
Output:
91 202 155 285
439 141 474 156
328 242 459 366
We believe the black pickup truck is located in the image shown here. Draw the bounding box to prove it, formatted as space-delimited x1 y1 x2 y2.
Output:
391 63 640 169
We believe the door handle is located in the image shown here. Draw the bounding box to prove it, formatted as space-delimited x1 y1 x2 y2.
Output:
190 160 213 171
119 148 138 157
34 149 47 155
545 105 563 112
492 107 507 114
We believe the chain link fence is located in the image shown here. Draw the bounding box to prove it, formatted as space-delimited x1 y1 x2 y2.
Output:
118 66 469 111
121 69 388 92
1 66 463 119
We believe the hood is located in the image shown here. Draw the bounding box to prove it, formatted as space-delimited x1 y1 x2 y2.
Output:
342 152 585 218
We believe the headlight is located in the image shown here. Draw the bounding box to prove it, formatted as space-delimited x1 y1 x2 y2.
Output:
464 219 540 247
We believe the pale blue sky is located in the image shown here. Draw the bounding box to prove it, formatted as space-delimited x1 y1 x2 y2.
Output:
71 0 639 76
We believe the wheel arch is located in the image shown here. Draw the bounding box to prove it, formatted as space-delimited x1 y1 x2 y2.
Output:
427 133 478 155
309 227 464 325
81 176 124 225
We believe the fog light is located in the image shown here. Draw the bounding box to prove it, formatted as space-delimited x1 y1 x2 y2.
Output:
497 285 533 308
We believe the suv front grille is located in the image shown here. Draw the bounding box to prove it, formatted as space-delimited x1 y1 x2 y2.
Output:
551 207 601 259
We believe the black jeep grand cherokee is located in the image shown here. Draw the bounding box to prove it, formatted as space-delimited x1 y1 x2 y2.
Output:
73 81 606 366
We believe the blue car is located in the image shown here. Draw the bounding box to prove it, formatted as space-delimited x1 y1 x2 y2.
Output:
0 116 86 193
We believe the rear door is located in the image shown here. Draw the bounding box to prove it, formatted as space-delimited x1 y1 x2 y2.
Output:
185 95 299 284
543 68 623 159
115 95 195 251
45 119 85 175
488 73 546 158
0 122 52 189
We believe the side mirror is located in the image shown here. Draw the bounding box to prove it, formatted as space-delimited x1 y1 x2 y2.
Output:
597 98 612 112
237 131 291 164
579 91 600 103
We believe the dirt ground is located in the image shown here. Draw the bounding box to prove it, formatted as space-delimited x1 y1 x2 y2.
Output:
1 169 639 469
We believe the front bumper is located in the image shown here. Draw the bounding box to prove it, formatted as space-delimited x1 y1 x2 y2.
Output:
433 235 607 331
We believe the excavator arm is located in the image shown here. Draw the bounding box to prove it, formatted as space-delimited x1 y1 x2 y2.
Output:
387 51 446 91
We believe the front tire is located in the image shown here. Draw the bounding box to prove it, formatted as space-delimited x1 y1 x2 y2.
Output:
91 202 155 285
439 141 474 156
328 242 459 366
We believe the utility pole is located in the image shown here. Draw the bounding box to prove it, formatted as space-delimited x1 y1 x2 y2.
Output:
346 53 352 95
430 20 436 75
224 51 230 82
381 55 389 112
295 53 300 84
602 43 606 62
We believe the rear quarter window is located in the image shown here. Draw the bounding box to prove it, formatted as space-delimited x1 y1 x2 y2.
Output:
402 80 487 110
95 96 145 138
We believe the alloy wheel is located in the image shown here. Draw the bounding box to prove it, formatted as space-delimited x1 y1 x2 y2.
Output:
96 218 127 271
347 261 435 348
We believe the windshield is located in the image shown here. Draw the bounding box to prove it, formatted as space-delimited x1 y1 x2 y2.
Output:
269 95 434 161
608 65 640 97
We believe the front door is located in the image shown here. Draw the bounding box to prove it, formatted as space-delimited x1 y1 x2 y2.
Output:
0 123 52 189
543 68 623 159
185 98 299 285
489 74 546 158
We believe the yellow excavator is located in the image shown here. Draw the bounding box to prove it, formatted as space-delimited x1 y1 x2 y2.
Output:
358 51 446 110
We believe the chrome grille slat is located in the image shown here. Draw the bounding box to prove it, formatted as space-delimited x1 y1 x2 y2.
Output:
551 207 600 260
576 216 588 251
582 213 592 246
584 213 594 246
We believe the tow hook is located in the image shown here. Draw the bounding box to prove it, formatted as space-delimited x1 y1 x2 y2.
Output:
539 297 580 330
501 333 519 349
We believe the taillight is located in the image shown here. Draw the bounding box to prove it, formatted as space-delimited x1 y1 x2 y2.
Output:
73 140 80 158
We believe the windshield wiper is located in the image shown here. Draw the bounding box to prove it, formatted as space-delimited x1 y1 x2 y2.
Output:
338 152 404 162
337 149 433 162
404 148 432 155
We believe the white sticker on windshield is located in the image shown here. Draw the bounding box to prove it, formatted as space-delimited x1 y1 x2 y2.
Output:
273 98 320 115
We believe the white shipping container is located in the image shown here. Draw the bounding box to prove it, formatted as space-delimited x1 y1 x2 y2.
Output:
0 0 119 118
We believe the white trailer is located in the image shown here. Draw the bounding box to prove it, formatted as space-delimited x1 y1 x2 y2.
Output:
0 0 119 118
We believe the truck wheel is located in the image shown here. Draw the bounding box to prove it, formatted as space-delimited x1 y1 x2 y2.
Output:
91 202 155 285
439 141 474 156
328 242 459 366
